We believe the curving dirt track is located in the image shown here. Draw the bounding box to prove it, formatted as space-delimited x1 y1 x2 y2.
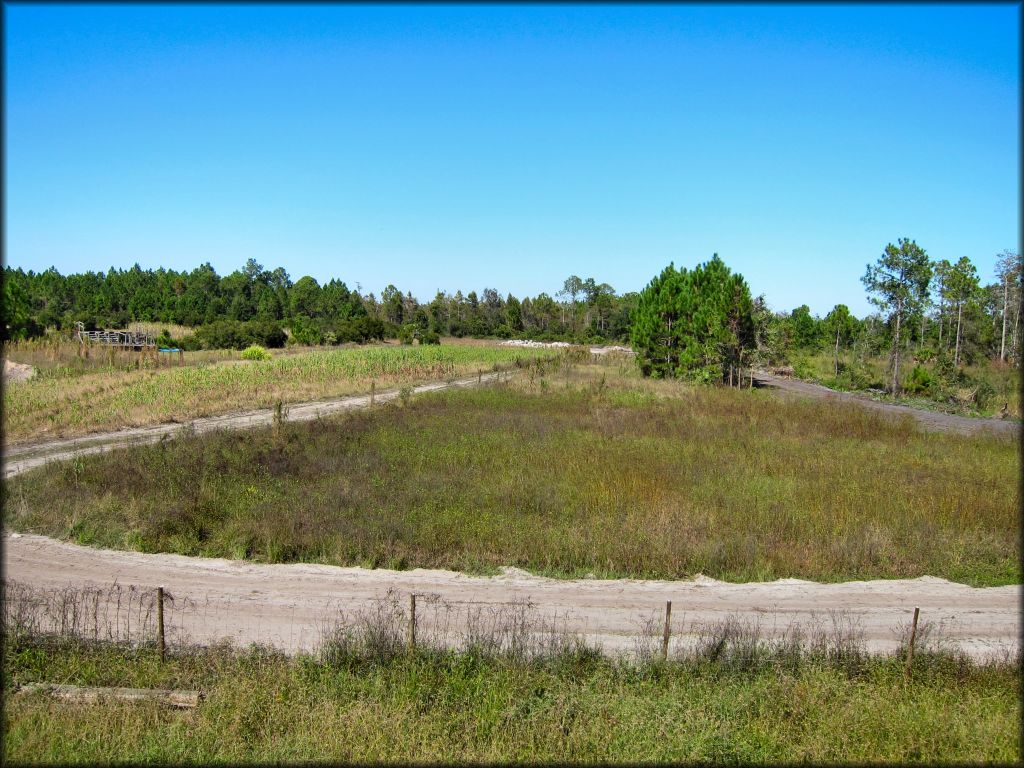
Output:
3 370 1020 659
752 370 1020 436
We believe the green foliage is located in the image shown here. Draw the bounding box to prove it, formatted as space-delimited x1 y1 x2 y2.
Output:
288 314 323 346
240 345 272 362
862 238 933 393
632 255 755 381
904 365 936 395
193 319 287 350
397 324 415 345
789 304 820 349
419 329 441 345
1 275 38 341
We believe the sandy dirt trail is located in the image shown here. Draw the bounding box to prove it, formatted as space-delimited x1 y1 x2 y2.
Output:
752 370 1020 436
4 369 1020 660
3 371 509 479
4 532 1018 660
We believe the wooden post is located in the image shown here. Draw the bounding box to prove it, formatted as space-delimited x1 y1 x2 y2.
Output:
370 381 375 407
478 369 482 385
156 586 166 662
178 349 184 366
408 593 416 650
904 606 920 680
661 600 672 661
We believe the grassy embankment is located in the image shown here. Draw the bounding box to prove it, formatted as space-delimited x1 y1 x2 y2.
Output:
3 582 1019 764
787 349 1021 419
6 357 1018 585
2 343 553 444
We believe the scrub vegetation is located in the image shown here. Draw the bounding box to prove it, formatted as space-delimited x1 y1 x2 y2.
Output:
6 357 1018 585
2 343 552 444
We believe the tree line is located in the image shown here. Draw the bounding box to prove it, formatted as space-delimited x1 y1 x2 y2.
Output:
3 245 1020 385
0 260 638 348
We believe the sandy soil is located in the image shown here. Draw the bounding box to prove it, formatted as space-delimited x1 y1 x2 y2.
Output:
4 368 1019 659
4 532 1018 660
752 370 1020 436
2 359 34 384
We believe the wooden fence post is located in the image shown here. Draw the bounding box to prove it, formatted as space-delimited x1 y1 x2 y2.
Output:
370 381 375 407
408 594 417 650
661 600 672 661
156 586 166 662
904 606 920 680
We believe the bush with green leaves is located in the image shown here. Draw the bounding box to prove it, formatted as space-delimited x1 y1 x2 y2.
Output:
397 324 416 345
904 364 936 395
240 345 272 361
288 314 323 346
193 319 287 350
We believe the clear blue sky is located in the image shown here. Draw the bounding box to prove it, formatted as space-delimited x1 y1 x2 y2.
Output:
5 3 1020 316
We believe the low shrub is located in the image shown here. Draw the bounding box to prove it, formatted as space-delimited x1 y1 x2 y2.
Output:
241 345 272 361
904 364 936 395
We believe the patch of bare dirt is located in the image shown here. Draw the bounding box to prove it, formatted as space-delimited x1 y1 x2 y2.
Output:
3 359 34 384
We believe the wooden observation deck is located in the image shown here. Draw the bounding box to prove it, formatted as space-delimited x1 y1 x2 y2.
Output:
74 321 156 350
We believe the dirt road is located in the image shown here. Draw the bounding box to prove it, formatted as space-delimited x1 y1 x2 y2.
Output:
3 371 509 479
752 370 1020 436
4 369 1019 660
4 532 1018 660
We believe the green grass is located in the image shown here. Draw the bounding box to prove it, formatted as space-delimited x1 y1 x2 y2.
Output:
3 636 1019 764
2 343 554 443
6 362 1018 584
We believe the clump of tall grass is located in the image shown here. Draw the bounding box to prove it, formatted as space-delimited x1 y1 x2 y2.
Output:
319 590 592 668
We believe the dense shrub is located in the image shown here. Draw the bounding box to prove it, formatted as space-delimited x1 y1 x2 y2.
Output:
193 319 287 350
289 315 323 346
904 365 936 395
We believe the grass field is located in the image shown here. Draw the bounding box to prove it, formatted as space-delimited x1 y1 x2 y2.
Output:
2 343 555 443
6 359 1018 585
4 628 1018 764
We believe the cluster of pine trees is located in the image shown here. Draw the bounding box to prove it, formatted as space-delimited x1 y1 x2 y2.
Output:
0 260 637 347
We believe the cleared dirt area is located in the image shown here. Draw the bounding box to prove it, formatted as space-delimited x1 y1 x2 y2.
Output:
2 359 34 384
4 369 1019 659
4 531 1018 660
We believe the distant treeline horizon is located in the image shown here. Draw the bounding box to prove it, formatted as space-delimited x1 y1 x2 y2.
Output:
2 251 1020 369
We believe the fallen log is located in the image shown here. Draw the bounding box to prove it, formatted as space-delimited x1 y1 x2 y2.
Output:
17 683 202 709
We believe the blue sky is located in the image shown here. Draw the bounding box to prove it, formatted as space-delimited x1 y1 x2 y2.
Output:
4 3 1019 316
